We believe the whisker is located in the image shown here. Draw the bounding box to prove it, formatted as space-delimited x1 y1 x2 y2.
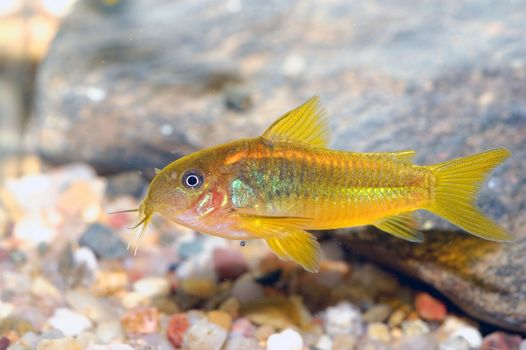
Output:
133 215 151 256
128 215 148 230
108 208 139 215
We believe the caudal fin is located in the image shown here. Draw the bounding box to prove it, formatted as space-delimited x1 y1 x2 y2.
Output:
427 148 513 241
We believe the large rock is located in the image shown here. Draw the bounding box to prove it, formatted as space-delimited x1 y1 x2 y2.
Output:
34 0 526 331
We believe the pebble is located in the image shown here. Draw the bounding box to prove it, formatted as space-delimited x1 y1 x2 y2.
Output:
121 307 159 335
230 318 256 337
332 333 358 350
315 334 332 350
219 297 241 319
363 304 392 323
183 319 228 350
521 339 526 350
48 308 93 336
133 276 171 297
439 336 471 350
231 273 264 303
388 307 408 327
30 276 62 301
224 336 262 350
105 171 145 198
65 290 115 322
480 331 523 350
367 322 391 343
181 277 217 298
96 320 123 343
207 310 233 331
167 313 190 349
450 326 483 349
86 345 135 350
401 318 430 336
0 337 9 350
92 269 129 296
36 338 84 350
266 329 303 350
323 302 364 336
73 247 99 276
255 325 275 342
78 223 127 259
415 292 447 322
316 260 350 288
398 334 438 350
213 247 248 280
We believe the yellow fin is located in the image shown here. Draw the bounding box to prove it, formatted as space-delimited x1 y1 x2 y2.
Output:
237 214 320 272
427 148 513 241
374 212 424 242
262 96 330 148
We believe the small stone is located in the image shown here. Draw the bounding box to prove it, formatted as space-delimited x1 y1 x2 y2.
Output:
367 322 391 343
167 313 190 349
30 276 62 301
316 260 350 288
0 337 10 350
79 223 126 259
242 296 311 329
181 277 217 298
92 269 129 295
332 333 358 350
86 345 135 350
151 296 180 314
133 276 171 297
183 319 227 350
415 292 447 322
323 302 364 336
36 338 83 350
96 320 123 343
121 307 159 335
398 334 438 350
255 325 275 342
65 290 115 322
74 247 99 276
387 308 408 327
207 311 232 331
266 329 303 350
219 297 241 319
213 247 248 280
401 319 430 336
439 336 471 350
315 335 332 350
520 339 526 350
451 326 483 349
231 274 264 303
48 308 93 337
480 331 522 350
363 304 392 323
230 318 256 337
224 336 262 350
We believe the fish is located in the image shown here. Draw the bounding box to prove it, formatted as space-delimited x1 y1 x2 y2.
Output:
127 96 513 272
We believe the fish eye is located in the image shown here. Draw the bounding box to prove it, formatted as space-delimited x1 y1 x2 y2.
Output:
182 170 204 189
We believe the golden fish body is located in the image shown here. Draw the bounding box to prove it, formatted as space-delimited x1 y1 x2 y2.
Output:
133 96 512 272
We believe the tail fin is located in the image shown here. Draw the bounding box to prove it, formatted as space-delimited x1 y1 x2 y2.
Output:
427 148 513 241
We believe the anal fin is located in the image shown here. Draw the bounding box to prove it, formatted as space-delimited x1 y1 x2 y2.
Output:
373 212 424 242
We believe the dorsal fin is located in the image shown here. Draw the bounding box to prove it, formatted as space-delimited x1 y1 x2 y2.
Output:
262 96 330 148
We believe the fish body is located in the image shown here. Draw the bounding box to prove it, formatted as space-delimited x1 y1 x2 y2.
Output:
133 97 512 272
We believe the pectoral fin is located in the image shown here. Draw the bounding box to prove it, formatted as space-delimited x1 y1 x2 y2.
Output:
373 212 424 242
237 214 320 272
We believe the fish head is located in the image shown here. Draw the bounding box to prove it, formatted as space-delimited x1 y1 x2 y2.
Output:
141 150 229 228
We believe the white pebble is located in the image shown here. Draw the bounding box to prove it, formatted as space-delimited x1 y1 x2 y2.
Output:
324 302 364 336
315 334 333 350
520 339 526 350
96 320 123 343
451 326 483 348
48 308 92 336
401 319 430 336
74 247 98 274
439 336 470 350
133 276 171 297
266 329 303 350
87 345 135 350
184 319 228 350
